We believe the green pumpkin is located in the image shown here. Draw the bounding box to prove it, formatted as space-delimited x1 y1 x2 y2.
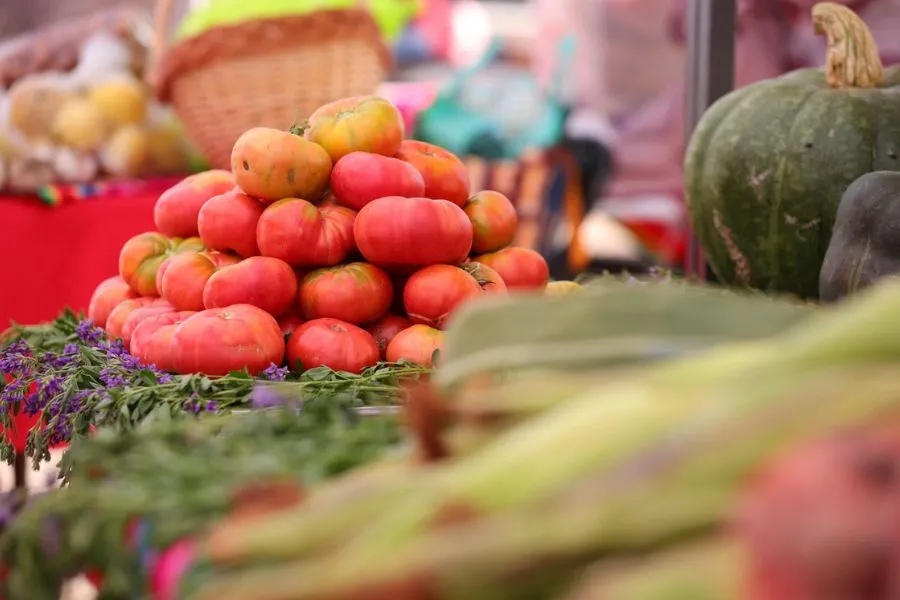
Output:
684 2 900 299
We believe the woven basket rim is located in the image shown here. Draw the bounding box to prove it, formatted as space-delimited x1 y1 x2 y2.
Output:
154 8 392 101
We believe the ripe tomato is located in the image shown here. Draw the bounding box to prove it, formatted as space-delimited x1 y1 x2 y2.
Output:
386 325 444 367
160 251 240 311
298 262 392 325
170 305 285 376
197 189 264 258
257 199 357 267
153 170 234 238
231 127 332 203
395 140 471 207
88 276 138 328
277 313 304 341
120 303 176 349
286 318 380 374
119 232 204 296
462 262 507 294
105 297 167 339
463 190 518 253
354 196 473 272
305 95 405 162
130 311 196 371
403 265 482 329
365 314 412 359
330 152 425 211
474 247 550 291
203 256 298 317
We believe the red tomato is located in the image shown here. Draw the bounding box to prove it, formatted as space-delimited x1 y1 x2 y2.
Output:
203 256 298 317
119 232 205 296
462 261 508 294
463 190 518 253
88 276 138 328
386 325 444 367
257 199 357 267
130 311 196 370
231 127 332 203
277 313 304 340
395 140 471 207
403 265 482 329
105 297 167 339
287 318 380 374
305 95 405 162
298 262 392 325
364 314 412 359
160 251 239 311
154 170 234 238
354 196 473 272
120 303 176 349
330 152 425 211
197 189 264 258
170 305 285 375
474 247 550 291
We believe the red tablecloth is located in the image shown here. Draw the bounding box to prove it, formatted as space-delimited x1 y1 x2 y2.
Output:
2 193 159 326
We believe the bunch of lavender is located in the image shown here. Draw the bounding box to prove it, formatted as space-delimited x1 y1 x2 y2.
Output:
0 311 430 468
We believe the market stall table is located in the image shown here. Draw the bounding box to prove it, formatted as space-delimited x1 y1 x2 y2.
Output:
0 179 181 327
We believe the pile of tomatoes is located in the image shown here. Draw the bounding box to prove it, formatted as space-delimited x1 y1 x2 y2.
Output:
86 95 561 377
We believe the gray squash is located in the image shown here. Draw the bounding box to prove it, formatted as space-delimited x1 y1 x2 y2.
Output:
820 171 900 301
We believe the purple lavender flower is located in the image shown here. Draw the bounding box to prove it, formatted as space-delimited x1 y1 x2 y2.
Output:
205 400 218 412
154 370 173 384
119 354 142 370
99 367 127 389
249 383 295 409
0 339 31 375
261 363 289 381
63 343 78 355
0 379 27 404
75 320 103 345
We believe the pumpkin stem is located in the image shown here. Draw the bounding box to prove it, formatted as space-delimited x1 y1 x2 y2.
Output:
812 2 884 89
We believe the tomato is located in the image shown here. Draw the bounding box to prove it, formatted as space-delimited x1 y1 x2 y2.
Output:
330 151 425 211
231 127 332 203
386 325 444 367
130 311 196 370
118 232 204 296
120 303 176 349
545 281 582 296
463 190 518 253
256 198 357 267
395 140 471 207
88 276 138 328
286 318 380 374
365 314 412 360
403 265 482 329
153 170 234 238
305 95 404 162
462 261 507 294
170 305 285 375
105 297 167 339
159 251 239 311
277 313 304 341
203 256 298 317
474 247 550 291
298 262 392 325
197 189 264 258
354 196 473 272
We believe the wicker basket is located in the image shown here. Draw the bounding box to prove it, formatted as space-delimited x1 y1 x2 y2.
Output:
151 0 392 169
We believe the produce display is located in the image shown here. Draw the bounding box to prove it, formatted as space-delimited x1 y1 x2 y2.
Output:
0 16 199 192
12 3 900 598
88 93 554 380
5 277 900 599
684 3 900 299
